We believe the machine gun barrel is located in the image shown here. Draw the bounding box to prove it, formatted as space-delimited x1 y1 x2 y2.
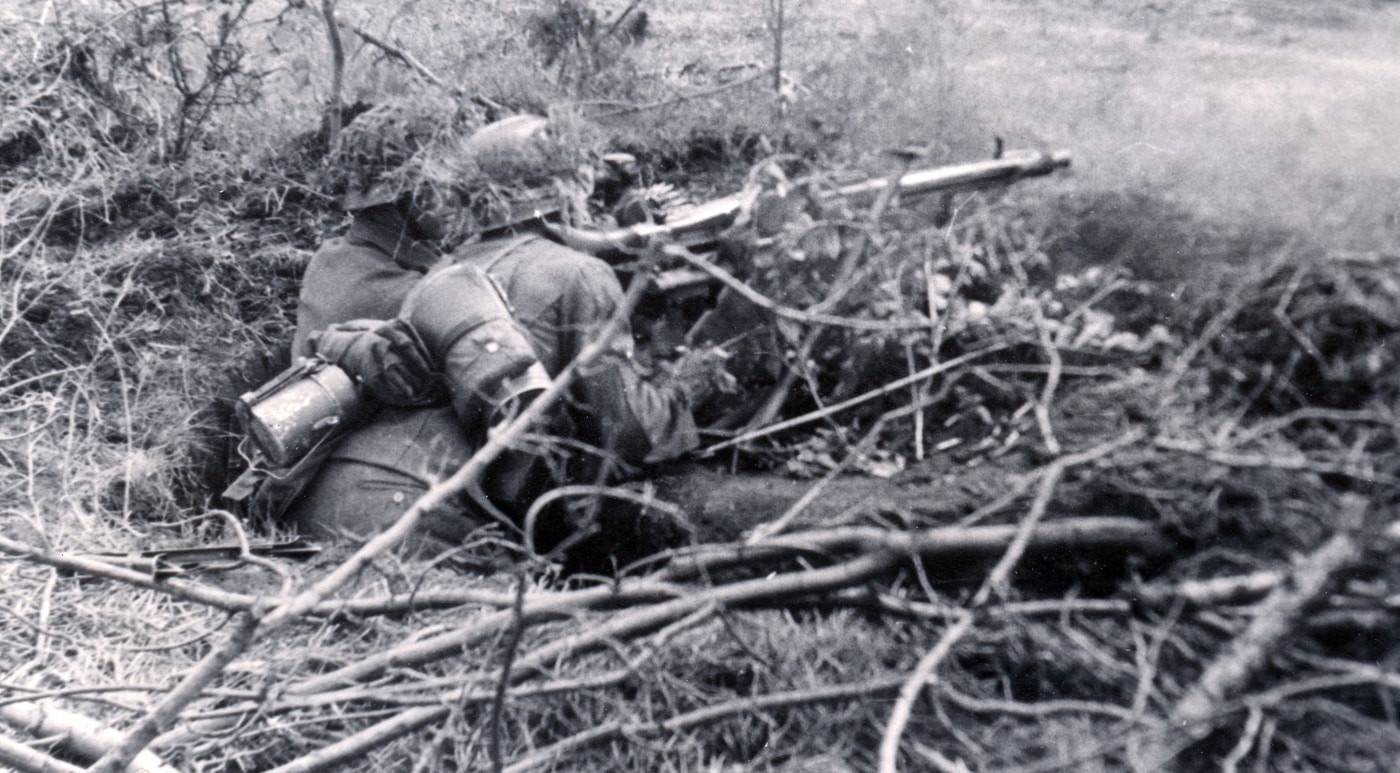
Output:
829 148 1072 203
557 149 1072 259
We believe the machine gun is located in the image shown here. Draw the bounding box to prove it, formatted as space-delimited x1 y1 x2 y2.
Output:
564 148 1068 275
560 147 1072 354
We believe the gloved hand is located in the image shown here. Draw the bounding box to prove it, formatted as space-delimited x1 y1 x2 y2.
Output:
309 318 444 407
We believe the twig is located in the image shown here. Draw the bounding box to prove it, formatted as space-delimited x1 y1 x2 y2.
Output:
675 250 944 332
979 431 1144 604
1152 435 1400 486
745 414 888 543
878 432 1145 771
262 606 721 771
0 685 178 711
770 516 1163 564
1141 494 1369 768
33 567 54 669
911 741 973 773
511 551 895 679
280 582 681 697
1133 570 1288 610
0 533 676 619
1127 603 1183 763
488 569 530 773
1220 705 1264 773
342 20 447 92
263 705 447 773
89 613 258 773
1005 231 1063 454
659 516 1165 586
504 675 908 772
941 684 1149 725
320 0 343 146
0 533 273 611
877 612 975 773
1159 260 1256 395
702 344 1009 455
840 590 1131 621
593 71 767 119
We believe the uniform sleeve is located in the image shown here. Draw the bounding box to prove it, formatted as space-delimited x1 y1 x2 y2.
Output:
560 260 700 465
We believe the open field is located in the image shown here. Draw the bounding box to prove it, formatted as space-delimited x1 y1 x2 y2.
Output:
636 0 1400 246
2 0 1400 771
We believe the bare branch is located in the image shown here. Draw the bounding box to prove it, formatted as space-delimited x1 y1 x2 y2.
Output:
0 735 84 773
1140 495 1369 768
89 613 258 773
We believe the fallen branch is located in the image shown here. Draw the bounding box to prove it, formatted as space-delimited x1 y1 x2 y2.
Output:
0 533 275 611
263 705 445 773
0 700 179 773
256 516 1165 762
684 516 1169 572
89 614 258 773
878 612 975 773
1142 494 1369 768
1153 436 1400 486
0 735 84 773
1133 570 1289 610
504 675 909 772
878 433 1146 772
260 606 721 772
343 20 447 91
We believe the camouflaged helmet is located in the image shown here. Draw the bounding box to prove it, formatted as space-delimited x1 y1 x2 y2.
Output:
420 113 596 233
327 100 473 212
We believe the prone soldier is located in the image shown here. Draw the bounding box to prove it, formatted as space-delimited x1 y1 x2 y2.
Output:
231 104 719 561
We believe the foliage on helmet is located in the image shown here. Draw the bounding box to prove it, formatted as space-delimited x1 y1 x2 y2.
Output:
322 97 481 211
420 110 602 231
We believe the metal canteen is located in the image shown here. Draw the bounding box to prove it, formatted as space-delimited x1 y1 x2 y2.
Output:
236 358 361 467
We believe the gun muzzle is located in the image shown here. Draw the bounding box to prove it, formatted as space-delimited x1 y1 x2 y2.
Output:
236 358 361 467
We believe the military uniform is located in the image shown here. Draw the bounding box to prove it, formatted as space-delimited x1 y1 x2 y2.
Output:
291 210 440 359
287 230 700 556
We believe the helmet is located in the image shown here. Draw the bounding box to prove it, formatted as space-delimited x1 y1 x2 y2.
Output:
326 99 477 213
421 114 595 233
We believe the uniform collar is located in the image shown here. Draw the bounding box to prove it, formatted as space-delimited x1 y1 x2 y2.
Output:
346 213 441 272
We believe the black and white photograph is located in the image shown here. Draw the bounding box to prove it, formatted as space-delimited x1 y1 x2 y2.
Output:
1 1 1397 770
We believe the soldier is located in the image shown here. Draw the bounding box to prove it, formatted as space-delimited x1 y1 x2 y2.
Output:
269 108 713 560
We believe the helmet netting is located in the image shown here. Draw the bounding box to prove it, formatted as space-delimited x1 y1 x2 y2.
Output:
323 97 482 209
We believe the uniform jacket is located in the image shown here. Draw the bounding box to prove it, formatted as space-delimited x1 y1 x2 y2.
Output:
456 234 700 465
291 212 440 359
298 230 698 507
